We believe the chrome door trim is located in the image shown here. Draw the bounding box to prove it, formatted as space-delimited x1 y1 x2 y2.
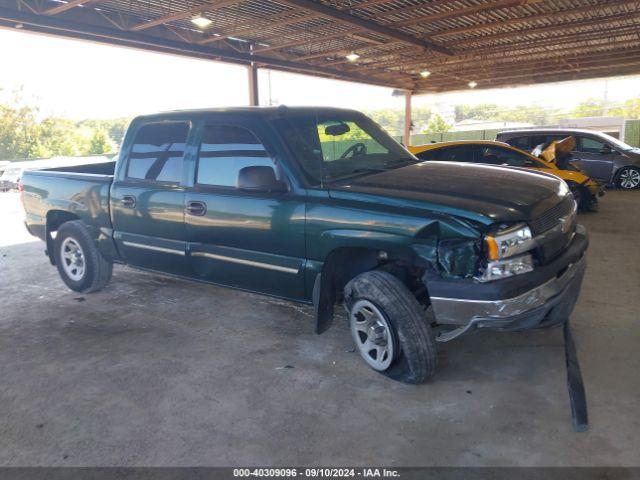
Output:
122 241 185 256
191 251 299 274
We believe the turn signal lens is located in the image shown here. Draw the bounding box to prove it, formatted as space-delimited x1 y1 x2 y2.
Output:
485 236 499 260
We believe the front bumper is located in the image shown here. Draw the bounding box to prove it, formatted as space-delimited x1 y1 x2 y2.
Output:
429 227 588 333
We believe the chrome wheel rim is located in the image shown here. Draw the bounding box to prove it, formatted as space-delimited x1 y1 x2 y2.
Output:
61 237 85 282
620 169 640 189
350 299 395 371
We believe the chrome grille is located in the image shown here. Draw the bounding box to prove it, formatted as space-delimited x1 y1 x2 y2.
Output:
529 197 576 236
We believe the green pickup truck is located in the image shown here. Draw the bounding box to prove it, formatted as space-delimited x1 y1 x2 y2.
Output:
22 107 588 384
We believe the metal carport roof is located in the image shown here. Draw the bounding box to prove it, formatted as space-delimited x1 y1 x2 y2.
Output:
1 0 639 94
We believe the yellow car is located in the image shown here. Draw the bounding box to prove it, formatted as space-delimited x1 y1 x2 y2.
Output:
409 140 605 210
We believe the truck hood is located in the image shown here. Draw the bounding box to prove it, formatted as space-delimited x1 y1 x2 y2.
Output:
329 161 566 225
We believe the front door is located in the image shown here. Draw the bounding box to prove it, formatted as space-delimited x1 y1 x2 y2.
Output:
111 121 191 276
184 123 306 300
572 136 616 183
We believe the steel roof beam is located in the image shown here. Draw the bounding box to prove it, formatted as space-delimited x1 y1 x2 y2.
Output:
129 0 245 32
271 0 452 55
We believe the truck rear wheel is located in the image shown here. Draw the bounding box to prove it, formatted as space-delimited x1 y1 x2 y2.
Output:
344 271 437 384
54 220 113 293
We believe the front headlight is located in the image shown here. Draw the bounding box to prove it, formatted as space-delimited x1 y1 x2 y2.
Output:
478 253 534 282
484 223 534 260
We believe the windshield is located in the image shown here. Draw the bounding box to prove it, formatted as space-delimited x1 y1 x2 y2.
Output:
597 132 635 151
271 111 417 185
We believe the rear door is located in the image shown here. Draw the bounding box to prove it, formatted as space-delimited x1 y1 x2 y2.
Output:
184 121 307 300
573 135 616 182
111 121 192 276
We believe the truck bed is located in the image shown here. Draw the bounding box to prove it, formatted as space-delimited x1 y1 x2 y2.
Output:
37 160 116 176
22 161 116 247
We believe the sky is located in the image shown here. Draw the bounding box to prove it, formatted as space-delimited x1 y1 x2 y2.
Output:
1 28 639 120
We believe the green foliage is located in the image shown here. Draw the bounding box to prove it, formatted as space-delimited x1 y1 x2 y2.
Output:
609 99 640 119
88 129 112 154
422 113 451 134
365 106 432 136
0 88 129 160
570 98 605 118
454 103 557 125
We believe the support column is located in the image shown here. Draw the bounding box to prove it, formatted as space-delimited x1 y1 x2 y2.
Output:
404 90 412 147
248 45 259 106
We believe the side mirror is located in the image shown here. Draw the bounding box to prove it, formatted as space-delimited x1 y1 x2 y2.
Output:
237 166 286 193
600 145 617 155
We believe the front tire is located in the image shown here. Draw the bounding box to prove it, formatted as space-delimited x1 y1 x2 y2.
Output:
344 271 437 384
616 166 640 189
54 220 113 293
569 184 597 211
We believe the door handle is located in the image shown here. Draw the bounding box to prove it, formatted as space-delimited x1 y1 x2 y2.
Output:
121 195 136 208
186 201 207 216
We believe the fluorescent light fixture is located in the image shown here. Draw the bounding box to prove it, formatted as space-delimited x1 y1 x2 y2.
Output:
420 70 431 78
191 16 212 28
345 52 360 62
468 80 478 88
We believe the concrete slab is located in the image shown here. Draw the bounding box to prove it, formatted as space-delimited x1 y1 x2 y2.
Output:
0 190 638 466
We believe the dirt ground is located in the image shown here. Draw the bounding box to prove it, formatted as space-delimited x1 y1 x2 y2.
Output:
0 190 638 466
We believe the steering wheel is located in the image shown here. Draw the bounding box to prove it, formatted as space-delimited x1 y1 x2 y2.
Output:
340 142 367 159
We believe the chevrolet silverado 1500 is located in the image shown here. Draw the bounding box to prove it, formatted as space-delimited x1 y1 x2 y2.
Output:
22 107 588 386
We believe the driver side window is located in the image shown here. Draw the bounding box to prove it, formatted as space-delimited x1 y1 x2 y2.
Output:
317 120 389 162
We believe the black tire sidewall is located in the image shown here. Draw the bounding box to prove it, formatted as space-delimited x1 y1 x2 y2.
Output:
345 271 437 384
54 222 99 292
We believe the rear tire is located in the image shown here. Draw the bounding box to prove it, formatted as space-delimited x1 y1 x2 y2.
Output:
344 271 437 384
616 166 640 189
53 220 113 293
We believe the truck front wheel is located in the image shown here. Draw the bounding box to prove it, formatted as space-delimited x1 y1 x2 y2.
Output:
344 271 437 384
53 220 113 293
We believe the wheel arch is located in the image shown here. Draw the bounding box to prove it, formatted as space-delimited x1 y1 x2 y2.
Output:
45 211 81 265
312 232 435 334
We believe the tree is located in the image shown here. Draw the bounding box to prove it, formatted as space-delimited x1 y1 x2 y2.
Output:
609 99 640 119
571 98 604 118
422 113 451 134
0 87 128 160
88 129 112 154
0 89 40 159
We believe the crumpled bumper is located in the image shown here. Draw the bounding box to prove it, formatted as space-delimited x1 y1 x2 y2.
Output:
428 226 588 334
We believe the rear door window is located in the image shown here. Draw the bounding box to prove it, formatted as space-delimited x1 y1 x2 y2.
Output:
433 145 476 162
479 146 542 167
576 136 607 153
414 148 442 161
126 122 189 183
196 125 276 187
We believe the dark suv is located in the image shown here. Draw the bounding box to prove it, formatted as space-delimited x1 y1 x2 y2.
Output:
496 128 640 189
